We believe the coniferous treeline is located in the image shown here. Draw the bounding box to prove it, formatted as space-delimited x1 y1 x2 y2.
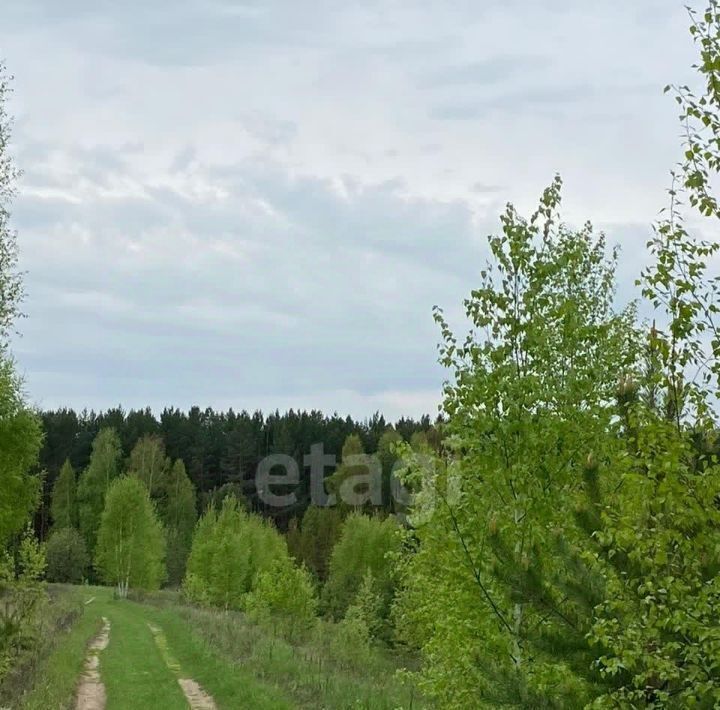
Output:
35 406 438 537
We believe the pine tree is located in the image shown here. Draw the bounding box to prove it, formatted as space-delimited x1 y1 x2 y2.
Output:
345 568 384 641
326 434 380 509
50 459 77 530
377 428 402 510
296 505 343 581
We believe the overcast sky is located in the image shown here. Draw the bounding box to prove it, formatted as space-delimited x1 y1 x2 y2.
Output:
0 0 700 419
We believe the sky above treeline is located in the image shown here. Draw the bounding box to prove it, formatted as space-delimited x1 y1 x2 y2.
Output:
1 0 700 419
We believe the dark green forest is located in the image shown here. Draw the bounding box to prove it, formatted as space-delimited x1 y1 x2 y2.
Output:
35 406 437 534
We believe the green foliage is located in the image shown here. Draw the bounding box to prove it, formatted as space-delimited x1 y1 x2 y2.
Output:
0 61 47 692
38 407 433 532
580 5 720 704
0 64 24 341
45 527 88 584
394 6 720 706
0 584 86 708
394 179 638 708
0 359 42 548
344 569 384 641
329 609 373 671
15 527 46 585
49 460 76 531
290 505 344 581
0 527 47 683
77 428 121 555
245 558 318 641
184 498 288 610
95 476 166 595
322 513 400 623
161 459 197 587
377 428 403 510
202 481 247 512
128 434 169 498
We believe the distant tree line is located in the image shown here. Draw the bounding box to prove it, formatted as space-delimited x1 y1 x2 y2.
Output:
35 407 439 537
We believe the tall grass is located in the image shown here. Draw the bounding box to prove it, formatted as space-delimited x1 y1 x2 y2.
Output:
10 584 100 710
168 604 424 709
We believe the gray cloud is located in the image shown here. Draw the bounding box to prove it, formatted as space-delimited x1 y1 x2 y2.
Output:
12 143 485 415
1 0 697 418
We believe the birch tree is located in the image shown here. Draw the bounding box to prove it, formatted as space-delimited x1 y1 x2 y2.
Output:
95 476 165 597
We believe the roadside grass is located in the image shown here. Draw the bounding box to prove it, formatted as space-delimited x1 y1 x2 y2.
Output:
14 585 100 710
148 604 292 710
20 586 294 710
168 605 424 709
16 586 424 709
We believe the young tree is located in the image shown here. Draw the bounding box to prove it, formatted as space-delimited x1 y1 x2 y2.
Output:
161 459 197 586
580 4 720 704
46 527 88 584
184 498 288 610
394 180 638 707
128 434 169 498
344 568 385 641
95 476 165 597
295 505 344 581
245 558 317 641
50 459 77 530
0 526 47 677
0 359 42 548
323 513 400 622
0 64 24 341
77 428 121 555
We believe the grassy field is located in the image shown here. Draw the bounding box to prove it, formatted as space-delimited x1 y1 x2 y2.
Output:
12 585 424 709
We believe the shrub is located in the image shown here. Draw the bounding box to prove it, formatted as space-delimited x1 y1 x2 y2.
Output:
45 528 88 584
245 559 317 641
0 527 47 682
322 513 400 622
344 569 384 641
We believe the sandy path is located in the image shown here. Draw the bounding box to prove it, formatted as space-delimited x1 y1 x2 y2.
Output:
75 617 111 710
148 623 217 710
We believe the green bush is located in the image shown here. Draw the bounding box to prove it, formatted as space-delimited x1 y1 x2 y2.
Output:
344 569 384 641
0 528 47 683
245 558 317 641
45 528 88 584
184 498 288 610
322 513 400 623
288 505 343 581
